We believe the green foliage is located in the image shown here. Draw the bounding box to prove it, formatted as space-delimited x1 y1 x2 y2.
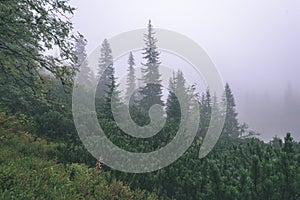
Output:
34 110 74 139
0 0 77 85
0 113 158 199
166 70 191 124
1 12 299 200
108 134 300 200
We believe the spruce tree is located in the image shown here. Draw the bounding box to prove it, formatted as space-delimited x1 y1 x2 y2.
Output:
166 73 180 123
95 39 121 120
199 89 212 136
125 52 136 103
205 89 212 114
222 83 240 137
166 70 189 123
97 39 114 97
74 34 88 69
283 132 294 154
75 34 94 90
138 20 163 112
210 92 224 131
102 71 122 120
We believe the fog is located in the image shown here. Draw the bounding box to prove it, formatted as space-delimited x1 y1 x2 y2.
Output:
70 0 300 141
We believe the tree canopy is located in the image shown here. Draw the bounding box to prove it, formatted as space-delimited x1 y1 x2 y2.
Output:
0 0 77 87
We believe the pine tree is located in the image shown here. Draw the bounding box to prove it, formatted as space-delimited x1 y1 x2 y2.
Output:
102 71 122 120
75 34 94 90
95 39 122 120
166 70 189 123
280 133 296 199
199 89 212 136
125 52 136 103
222 83 240 137
210 92 225 133
74 34 87 69
176 71 187 99
283 132 294 154
97 39 114 97
166 73 179 123
138 20 163 112
205 89 212 114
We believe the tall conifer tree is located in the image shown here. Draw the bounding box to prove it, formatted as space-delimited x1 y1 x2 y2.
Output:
96 39 120 120
138 20 163 112
97 39 114 97
125 52 136 103
222 83 240 137
75 34 94 90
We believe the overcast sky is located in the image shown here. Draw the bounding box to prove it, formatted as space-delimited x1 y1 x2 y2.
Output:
70 0 300 141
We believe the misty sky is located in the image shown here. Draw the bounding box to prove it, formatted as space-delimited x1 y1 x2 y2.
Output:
69 0 300 141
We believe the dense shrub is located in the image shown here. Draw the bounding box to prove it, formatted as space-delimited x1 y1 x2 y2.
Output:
0 113 158 199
